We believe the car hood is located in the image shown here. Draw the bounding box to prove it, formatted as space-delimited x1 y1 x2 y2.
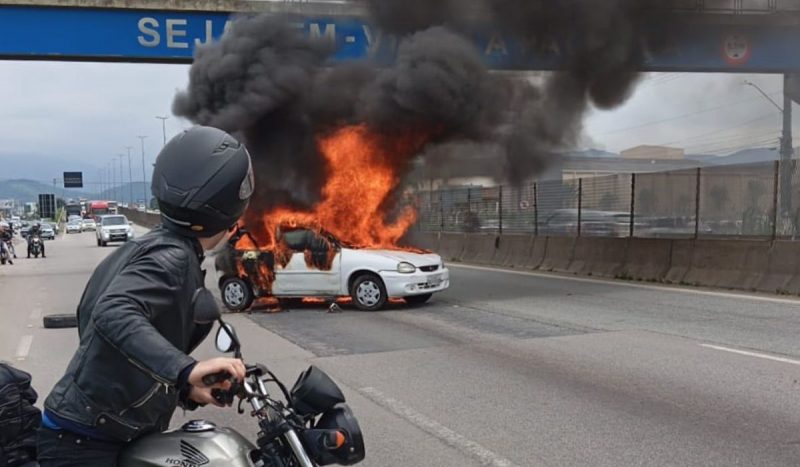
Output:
349 248 441 266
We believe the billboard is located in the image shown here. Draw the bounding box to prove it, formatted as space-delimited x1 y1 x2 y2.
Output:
63 171 83 188
0 6 800 72
38 193 56 220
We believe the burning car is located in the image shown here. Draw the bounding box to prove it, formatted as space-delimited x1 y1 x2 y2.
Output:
218 226 449 312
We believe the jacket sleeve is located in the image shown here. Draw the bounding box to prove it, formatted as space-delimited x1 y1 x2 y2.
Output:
91 244 197 386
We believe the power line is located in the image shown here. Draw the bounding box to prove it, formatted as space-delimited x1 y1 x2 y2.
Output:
657 112 779 147
601 90 782 136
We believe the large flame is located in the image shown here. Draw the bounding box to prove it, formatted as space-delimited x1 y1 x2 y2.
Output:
247 124 426 251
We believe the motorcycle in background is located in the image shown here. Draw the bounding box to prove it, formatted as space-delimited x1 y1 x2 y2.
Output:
28 235 43 259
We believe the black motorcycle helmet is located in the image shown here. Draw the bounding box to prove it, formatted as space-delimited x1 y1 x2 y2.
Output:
151 126 254 237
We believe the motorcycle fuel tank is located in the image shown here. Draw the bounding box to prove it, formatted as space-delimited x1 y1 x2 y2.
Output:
119 420 259 467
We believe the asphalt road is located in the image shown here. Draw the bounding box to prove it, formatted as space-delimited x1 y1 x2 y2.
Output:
4 229 800 466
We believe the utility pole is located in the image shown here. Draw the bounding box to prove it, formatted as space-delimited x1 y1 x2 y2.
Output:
745 79 792 220
138 136 147 207
118 155 126 205
781 73 793 219
110 160 116 202
156 116 169 146
124 146 134 207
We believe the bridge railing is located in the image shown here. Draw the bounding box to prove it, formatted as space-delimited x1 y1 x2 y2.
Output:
416 159 800 240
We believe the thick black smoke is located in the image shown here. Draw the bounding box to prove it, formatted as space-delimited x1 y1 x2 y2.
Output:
366 0 676 184
175 1 675 212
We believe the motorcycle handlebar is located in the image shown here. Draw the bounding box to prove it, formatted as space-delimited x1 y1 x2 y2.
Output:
202 370 232 387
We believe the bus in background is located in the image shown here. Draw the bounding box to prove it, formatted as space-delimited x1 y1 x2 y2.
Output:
65 203 82 219
86 200 110 220
108 201 118 214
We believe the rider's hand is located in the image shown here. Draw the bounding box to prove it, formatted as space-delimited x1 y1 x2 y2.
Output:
188 386 227 408
188 357 246 389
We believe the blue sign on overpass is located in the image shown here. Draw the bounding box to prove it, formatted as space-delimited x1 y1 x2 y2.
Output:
1 5 799 72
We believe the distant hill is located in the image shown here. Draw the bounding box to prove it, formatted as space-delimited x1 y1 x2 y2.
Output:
0 152 102 181
0 179 155 205
0 179 97 203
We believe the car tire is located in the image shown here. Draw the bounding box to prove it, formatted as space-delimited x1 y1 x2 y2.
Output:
405 293 432 306
43 313 78 329
350 274 388 311
101 240 107 247
221 277 254 312
96 238 101 246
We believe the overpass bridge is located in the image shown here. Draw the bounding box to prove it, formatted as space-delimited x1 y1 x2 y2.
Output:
0 0 799 71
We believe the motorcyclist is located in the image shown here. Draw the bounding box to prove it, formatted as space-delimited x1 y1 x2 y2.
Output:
38 126 254 466
0 223 14 264
27 222 45 258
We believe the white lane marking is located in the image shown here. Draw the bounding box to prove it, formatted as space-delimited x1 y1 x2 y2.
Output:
15 335 33 361
29 307 41 320
359 387 527 467
700 344 800 366
449 263 800 306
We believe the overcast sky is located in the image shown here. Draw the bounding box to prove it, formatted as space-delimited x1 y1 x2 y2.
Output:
0 60 794 188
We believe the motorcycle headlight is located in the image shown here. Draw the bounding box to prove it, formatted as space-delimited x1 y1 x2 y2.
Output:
301 404 365 466
290 366 346 417
397 262 416 274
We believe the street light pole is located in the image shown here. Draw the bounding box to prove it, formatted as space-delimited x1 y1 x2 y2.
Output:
109 160 116 202
156 116 169 146
781 74 794 219
118 155 126 206
138 136 147 208
124 146 134 207
745 79 793 220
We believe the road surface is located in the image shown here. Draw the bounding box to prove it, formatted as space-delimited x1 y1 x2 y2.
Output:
3 228 800 466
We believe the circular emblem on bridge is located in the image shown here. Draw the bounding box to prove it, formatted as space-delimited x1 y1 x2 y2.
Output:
722 34 752 66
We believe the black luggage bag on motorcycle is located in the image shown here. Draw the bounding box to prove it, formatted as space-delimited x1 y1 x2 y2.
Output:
0 362 41 466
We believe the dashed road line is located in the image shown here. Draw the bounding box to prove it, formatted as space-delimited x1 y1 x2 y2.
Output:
15 335 33 361
359 386 530 467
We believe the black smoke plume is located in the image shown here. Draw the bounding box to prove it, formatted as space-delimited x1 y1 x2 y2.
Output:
175 1 675 213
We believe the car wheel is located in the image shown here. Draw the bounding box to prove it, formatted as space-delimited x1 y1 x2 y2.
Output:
96 238 101 247
405 293 433 306
350 274 387 311
43 313 78 329
101 240 107 247
221 277 254 312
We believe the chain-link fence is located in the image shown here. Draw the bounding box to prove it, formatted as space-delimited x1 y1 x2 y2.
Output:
416 160 800 239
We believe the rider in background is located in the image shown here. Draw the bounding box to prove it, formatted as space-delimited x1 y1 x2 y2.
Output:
0 223 14 264
27 222 45 258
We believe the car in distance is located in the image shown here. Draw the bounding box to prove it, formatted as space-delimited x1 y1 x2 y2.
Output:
81 218 97 231
66 219 82 234
96 215 134 246
218 227 450 312
39 223 56 240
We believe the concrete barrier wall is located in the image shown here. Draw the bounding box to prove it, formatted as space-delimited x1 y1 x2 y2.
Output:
423 232 800 296
119 208 160 229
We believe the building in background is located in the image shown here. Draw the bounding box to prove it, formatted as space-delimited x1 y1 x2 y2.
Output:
621 145 685 160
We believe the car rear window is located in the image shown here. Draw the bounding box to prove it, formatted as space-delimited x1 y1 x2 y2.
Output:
103 216 127 226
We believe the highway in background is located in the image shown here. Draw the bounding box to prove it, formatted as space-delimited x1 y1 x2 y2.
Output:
3 228 800 466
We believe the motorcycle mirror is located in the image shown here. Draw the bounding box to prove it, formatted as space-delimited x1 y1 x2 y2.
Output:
191 288 221 324
215 322 239 354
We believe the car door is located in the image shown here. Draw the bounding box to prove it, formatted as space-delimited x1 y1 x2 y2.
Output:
271 229 342 296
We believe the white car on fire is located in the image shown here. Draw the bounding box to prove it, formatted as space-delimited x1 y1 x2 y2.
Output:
218 227 449 312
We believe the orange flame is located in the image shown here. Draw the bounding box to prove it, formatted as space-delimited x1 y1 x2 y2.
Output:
246 124 427 251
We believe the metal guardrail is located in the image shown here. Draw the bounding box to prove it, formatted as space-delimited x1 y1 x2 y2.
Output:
415 160 800 240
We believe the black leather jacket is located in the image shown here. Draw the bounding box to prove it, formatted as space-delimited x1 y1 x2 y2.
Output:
44 226 212 442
